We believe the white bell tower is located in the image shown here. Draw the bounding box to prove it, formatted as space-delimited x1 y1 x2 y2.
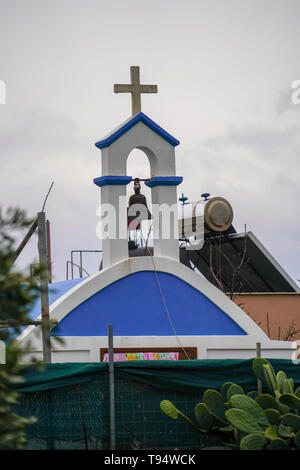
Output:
94 67 182 270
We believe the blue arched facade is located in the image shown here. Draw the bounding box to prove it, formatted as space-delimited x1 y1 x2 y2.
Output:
51 271 246 337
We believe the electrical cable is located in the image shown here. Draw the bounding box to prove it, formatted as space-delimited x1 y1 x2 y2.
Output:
141 224 191 360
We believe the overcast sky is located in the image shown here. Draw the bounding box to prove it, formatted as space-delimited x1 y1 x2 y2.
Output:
0 0 299 284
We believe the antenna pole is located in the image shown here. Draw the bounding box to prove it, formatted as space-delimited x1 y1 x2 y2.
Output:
38 211 51 363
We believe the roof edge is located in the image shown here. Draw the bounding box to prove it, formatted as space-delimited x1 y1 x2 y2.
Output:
95 112 180 149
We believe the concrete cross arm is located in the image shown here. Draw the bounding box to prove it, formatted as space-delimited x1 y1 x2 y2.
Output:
113 66 158 115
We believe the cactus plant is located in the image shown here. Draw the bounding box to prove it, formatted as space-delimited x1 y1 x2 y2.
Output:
226 384 245 401
194 403 214 430
221 382 235 400
160 400 197 430
255 393 275 410
269 438 289 450
265 408 281 425
278 424 294 438
279 393 300 409
203 390 226 424
281 413 300 431
240 432 266 450
252 357 275 383
263 364 277 395
230 394 269 426
225 408 263 434
294 430 300 448
295 387 300 398
160 358 300 450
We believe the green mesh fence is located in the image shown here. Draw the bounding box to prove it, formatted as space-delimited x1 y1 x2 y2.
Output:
14 359 300 450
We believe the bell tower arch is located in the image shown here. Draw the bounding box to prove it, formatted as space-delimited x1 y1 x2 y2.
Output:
94 113 182 269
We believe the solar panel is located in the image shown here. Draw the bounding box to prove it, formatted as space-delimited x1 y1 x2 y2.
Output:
183 231 299 293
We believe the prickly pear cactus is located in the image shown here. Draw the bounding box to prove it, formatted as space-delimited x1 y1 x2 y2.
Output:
226 384 245 401
240 432 266 450
230 394 269 426
194 403 214 430
203 390 226 424
160 358 300 450
225 408 262 434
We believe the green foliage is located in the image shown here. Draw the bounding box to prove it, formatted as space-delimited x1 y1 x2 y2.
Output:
294 431 300 448
265 408 281 425
230 394 269 426
252 357 273 382
295 387 300 398
160 400 178 420
281 413 300 431
255 393 275 410
279 393 300 409
278 424 294 439
269 438 289 450
226 384 245 401
160 357 300 450
203 389 226 423
225 408 262 433
240 433 266 450
194 403 214 430
0 207 39 449
263 364 277 395
221 382 234 400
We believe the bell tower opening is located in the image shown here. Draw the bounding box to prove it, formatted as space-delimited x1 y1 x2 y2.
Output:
126 148 153 253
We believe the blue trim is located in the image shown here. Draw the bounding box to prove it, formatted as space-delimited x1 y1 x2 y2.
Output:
51 271 246 337
93 175 132 187
11 278 86 341
95 112 180 149
145 176 183 188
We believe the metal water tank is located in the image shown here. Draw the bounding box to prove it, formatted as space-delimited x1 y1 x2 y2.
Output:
204 197 233 233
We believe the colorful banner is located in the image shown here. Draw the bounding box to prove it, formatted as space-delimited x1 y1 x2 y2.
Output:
103 352 179 362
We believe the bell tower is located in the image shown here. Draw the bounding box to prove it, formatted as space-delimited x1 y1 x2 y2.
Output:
94 67 182 270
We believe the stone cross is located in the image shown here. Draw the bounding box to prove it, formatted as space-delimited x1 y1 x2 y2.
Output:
114 66 157 116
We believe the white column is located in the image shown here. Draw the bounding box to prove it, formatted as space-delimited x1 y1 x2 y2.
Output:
151 185 179 262
101 185 128 270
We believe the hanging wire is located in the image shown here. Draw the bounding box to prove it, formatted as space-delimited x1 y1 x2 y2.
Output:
141 224 191 360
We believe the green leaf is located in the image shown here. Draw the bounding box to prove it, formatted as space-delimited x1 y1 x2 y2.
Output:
230 394 269 426
221 382 235 400
295 387 300 399
288 378 294 394
225 408 262 434
160 400 197 430
265 408 281 425
278 424 294 439
263 364 277 395
294 430 300 448
247 391 259 400
240 432 266 450
252 358 275 383
276 371 288 394
264 424 279 440
255 394 275 410
194 403 214 430
219 424 234 432
281 413 300 431
226 384 245 402
203 389 226 423
279 393 300 410
269 438 289 450
160 400 178 419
